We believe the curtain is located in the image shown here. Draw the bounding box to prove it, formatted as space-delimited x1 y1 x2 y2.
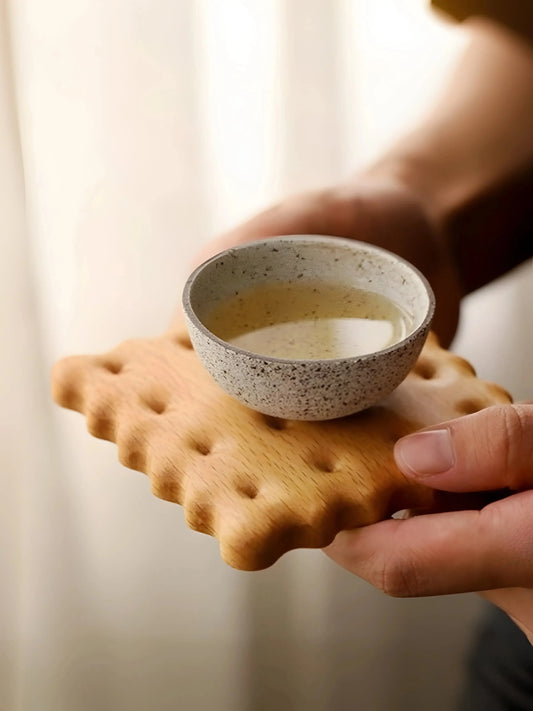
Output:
2 1 531 709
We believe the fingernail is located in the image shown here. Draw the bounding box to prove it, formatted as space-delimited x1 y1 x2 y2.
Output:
394 429 455 478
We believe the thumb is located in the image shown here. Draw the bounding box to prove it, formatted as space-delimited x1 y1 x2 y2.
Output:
394 404 533 492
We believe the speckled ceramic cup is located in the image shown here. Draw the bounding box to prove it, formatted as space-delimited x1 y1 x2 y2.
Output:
182 236 435 420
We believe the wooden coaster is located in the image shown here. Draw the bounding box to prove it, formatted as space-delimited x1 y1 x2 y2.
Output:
51 327 511 570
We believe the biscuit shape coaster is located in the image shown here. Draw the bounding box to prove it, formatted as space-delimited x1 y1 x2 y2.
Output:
51 328 511 570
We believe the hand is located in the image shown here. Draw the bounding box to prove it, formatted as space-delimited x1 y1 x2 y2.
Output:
324 403 533 643
191 175 461 346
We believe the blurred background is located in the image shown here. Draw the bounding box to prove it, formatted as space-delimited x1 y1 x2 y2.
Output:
1 1 531 709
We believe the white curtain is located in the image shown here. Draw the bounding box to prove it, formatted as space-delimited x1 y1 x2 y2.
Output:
2 1 531 709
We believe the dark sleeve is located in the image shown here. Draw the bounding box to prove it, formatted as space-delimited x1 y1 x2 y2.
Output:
446 163 533 294
432 0 533 45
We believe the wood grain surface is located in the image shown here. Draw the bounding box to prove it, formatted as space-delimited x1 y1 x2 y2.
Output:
51 327 511 570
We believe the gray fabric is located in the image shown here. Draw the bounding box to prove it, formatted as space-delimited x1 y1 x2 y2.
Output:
458 606 533 711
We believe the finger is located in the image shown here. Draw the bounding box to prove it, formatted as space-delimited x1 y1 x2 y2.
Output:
393 404 533 492
324 489 533 597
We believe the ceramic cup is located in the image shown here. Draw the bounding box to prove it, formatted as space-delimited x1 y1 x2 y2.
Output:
182 235 435 420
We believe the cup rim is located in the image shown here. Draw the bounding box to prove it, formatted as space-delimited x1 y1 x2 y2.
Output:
182 235 435 365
